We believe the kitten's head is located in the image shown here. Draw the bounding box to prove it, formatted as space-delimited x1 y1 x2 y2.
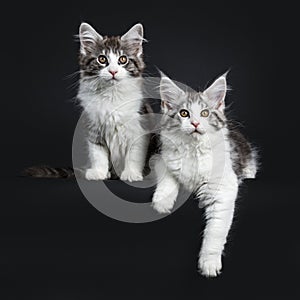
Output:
160 73 228 138
78 23 145 82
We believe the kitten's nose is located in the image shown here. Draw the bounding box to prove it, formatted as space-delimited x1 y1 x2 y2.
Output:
191 121 200 128
109 70 118 76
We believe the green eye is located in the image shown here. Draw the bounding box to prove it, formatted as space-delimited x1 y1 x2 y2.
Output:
98 55 107 64
179 109 189 118
201 109 209 117
119 55 128 64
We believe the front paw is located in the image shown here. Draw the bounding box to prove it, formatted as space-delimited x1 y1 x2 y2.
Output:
120 168 143 182
198 253 222 277
152 195 175 214
85 168 110 181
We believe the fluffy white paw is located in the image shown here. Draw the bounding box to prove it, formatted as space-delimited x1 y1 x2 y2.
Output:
85 168 110 181
120 168 143 182
198 254 222 277
152 195 175 214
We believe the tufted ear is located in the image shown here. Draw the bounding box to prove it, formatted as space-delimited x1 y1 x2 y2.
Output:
79 22 103 55
203 73 227 111
121 23 144 56
159 72 185 113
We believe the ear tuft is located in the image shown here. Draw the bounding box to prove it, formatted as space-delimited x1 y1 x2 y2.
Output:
79 22 103 55
121 23 145 56
203 73 228 111
121 23 144 42
159 71 184 113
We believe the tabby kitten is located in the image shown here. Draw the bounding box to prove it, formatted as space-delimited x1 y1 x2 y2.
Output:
152 73 257 277
24 23 149 180
77 22 150 181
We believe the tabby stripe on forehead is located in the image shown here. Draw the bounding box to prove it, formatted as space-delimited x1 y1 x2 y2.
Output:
197 97 204 105
103 37 121 53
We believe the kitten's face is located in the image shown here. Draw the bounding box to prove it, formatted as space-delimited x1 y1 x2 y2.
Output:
160 74 227 139
78 23 145 83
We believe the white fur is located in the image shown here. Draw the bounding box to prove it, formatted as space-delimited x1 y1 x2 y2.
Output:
78 76 148 181
152 159 180 213
153 127 238 277
85 141 110 180
153 73 244 277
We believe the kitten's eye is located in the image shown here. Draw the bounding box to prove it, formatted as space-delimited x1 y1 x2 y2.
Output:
179 109 189 118
119 55 128 64
98 55 107 65
201 109 209 117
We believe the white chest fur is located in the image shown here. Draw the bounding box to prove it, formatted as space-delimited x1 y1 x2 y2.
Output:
161 128 233 192
78 78 145 169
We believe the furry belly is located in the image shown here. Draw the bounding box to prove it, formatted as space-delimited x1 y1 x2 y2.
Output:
104 126 128 172
164 152 213 192
103 118 145 173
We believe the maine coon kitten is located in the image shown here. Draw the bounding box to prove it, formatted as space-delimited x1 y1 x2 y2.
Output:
24 23 149 180
152 73 257 277
77 22 149 181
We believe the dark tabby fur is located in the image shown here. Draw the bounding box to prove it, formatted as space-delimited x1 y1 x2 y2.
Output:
79 35 145 78
228 126 256 178
23 166 75 178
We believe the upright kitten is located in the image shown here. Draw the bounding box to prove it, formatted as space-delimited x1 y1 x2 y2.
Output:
25 23 149 180
78 22 149 181
152 73 257 277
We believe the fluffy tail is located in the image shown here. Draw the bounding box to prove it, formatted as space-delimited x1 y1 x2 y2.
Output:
22 165 75 178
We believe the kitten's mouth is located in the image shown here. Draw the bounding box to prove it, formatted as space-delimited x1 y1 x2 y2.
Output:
191 129 205 135
104 75 119 81
106 77 120 83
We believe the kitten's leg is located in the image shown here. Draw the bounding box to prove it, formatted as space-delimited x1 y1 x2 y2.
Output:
152 160 180 214
198 174 238 277
85 141 110 180
120 135 148 182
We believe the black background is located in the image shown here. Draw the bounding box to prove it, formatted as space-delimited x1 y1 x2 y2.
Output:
1 1 299 299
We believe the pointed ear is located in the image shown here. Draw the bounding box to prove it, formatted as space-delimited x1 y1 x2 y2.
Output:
121 23 144 56
160 72 184 113
79 23 103 55
203 74 227 111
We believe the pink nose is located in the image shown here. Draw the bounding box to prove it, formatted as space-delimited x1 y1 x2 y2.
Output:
191 121 200 128
109 70 118 76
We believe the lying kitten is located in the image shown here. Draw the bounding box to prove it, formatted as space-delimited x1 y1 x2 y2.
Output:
25 23 149 180
152 73 257 277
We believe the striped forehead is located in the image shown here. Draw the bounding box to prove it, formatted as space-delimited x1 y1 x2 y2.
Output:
101 48 123 56
100 37 123 55
186 92 207 109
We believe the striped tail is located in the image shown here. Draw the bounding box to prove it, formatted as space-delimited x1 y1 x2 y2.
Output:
22 165 75 178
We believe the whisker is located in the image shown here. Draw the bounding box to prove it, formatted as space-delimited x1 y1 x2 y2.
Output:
64 70 83 80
